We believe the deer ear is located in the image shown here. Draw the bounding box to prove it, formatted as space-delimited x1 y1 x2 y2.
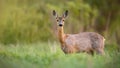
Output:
63 10 68 18
53 10 57 17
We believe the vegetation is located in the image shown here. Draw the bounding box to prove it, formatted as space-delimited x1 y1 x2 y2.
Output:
0 43 120 68
0 0 120 68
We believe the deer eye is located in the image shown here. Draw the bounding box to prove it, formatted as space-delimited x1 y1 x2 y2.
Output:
62 20 64 21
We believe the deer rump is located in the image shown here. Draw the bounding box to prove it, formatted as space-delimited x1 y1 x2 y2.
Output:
61 32 104 54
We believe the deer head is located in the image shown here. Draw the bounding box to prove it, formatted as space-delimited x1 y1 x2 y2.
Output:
52 10 68 27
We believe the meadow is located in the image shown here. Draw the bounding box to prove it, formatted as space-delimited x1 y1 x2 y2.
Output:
0 42 120 68
0 0 120 68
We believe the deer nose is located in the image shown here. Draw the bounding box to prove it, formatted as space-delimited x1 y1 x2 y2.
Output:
58 21 63 26
59 24 63 26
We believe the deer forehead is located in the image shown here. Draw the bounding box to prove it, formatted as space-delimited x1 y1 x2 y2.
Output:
56 17 64 20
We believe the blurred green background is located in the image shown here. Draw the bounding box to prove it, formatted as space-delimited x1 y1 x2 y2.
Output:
0 0 120 68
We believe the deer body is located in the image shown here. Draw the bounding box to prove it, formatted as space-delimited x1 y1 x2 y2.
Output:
53 10 105 55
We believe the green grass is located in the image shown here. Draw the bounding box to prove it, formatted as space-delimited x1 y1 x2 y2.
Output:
0 42 120 68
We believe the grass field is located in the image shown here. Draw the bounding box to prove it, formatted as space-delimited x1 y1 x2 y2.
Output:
0 42 120 68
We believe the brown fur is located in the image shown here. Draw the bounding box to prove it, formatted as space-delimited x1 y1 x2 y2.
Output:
59 27 105 55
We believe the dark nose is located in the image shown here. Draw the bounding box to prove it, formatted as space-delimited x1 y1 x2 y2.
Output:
59 24 63 26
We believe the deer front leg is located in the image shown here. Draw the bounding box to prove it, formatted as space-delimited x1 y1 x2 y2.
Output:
95 48 105 55
86 50 94 56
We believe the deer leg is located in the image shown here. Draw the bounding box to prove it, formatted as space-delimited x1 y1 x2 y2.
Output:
87 50 94 56
90 50 94 55
95 48 105 55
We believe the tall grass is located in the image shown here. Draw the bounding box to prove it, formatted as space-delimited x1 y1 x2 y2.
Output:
0 42 119 68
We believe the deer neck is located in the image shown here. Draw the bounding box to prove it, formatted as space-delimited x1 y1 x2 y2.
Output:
58 26 65 44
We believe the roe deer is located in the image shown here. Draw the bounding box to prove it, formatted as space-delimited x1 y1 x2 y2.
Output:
52 10 105 55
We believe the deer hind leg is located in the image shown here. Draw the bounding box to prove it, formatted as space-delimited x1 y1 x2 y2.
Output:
95 48 105 55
